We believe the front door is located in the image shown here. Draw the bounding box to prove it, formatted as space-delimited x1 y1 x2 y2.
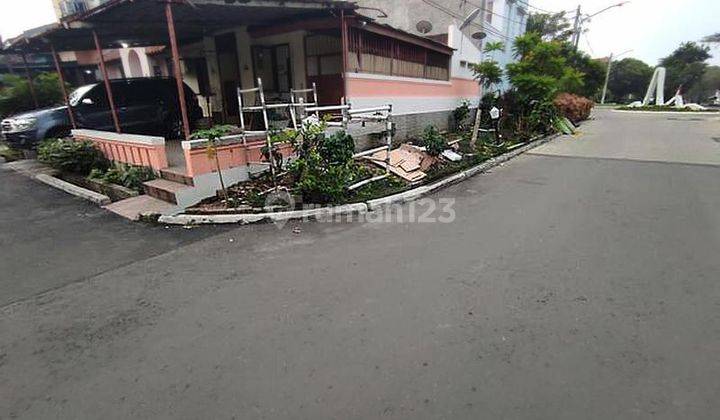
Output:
252 44 292 101
305 33 344 105
215 32 242 123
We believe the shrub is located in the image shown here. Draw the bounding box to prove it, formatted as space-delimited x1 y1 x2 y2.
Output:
421 125 446 156
453 100 471 131
553 93 594 123
319 130 355 164
90 163 156 192
38 138 109 175
288 119 361 204
528 101 560 134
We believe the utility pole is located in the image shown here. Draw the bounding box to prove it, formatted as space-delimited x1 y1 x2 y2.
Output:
601 53 613 104
572 5 582 49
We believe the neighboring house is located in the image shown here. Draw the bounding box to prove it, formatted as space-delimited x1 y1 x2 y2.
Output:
52 0 169 79
353 0 530 92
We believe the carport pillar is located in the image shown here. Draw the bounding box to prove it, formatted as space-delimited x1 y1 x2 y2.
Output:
340 10 349 103
165 1 191 140
92 30 122 133
50 44 77 129
21 53 39 108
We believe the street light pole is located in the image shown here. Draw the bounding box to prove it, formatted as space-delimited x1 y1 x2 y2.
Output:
601 49 633 104
572 5 582 49
573 1 630 50
601 53 613 104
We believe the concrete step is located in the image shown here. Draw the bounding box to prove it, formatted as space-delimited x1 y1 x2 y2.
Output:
143 178 190 205
104 195 179 221
160 166 194 186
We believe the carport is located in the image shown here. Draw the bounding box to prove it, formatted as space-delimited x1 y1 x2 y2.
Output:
3 0 357 141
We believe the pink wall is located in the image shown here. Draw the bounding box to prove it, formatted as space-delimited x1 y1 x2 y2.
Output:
73 131 168 171
347 77 480 98
184 139 294 177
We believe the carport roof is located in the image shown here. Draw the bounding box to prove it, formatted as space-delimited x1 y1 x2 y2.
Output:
3 0 357 53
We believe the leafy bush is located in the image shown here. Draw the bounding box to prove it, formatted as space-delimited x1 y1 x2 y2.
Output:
553 93 594 123
528 101 560 134
89 163 156 192
453 100 471 131
421 125 446 156
319 130 355 164
38 138 109 175
288 119 361 204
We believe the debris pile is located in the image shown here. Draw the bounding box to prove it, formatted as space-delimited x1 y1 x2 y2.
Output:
366 144 437 182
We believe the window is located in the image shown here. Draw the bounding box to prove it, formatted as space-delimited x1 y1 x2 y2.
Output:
347 28 450 81
486 1 494 24
305 34 343 77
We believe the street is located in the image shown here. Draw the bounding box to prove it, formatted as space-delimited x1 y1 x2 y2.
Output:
2 109 720 419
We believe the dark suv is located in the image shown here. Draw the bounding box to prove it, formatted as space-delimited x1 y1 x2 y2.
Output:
1 77 203 149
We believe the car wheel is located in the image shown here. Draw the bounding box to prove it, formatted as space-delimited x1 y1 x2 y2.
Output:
45 127 71 140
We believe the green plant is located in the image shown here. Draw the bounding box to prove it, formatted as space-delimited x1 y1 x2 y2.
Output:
191 125 238 202
0 73 66 118
287 119 361 204
421 125 446 157
527 101 559 134
506 33 586 102
38 138 109 175
319 130 355 164
89 163 156 192
453 100 471 131
471 60 504 91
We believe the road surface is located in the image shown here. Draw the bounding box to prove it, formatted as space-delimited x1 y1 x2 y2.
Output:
2 109 720 419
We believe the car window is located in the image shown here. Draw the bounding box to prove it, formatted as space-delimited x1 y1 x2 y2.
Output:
116 81 162 106
69 84 98 106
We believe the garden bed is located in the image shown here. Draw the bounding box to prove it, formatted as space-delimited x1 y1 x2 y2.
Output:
58 172 138 202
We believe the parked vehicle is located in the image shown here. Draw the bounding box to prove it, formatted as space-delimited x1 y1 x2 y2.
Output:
1 77 202 149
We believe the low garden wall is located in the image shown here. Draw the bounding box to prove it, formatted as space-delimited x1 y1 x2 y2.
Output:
181 135 294 177
72 129 168 171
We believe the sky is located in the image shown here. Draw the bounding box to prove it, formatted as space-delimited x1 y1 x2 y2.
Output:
532 0 720 65
1 0 719 66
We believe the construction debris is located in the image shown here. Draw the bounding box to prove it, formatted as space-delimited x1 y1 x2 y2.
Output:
366 144 437 182
442 149 463 162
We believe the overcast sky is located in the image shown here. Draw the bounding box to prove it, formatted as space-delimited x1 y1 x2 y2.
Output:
1 0 719 66
533 0 720 65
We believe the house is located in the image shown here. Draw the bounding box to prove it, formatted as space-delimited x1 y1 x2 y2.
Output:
2 0 527 209
353 0 530 92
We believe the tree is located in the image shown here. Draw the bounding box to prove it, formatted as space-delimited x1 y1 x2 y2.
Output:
506 33 585 101
659 42 711 99
560 43 607 99
685 66 720 103
0 73 64 118
607 57 654 103
470 42 505 92
526 12 573 42
702 33 720 43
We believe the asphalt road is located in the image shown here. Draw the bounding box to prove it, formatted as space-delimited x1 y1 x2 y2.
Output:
0 168 227 306
2 109 720 419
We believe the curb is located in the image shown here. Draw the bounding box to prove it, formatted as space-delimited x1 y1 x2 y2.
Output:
35 174 112 206
159 203 368 225
612 109 719 116
159 133 562 225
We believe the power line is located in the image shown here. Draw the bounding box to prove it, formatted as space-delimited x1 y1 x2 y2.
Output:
420 0 513 41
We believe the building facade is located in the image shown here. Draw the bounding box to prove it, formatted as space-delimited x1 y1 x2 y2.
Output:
353 0 529 91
